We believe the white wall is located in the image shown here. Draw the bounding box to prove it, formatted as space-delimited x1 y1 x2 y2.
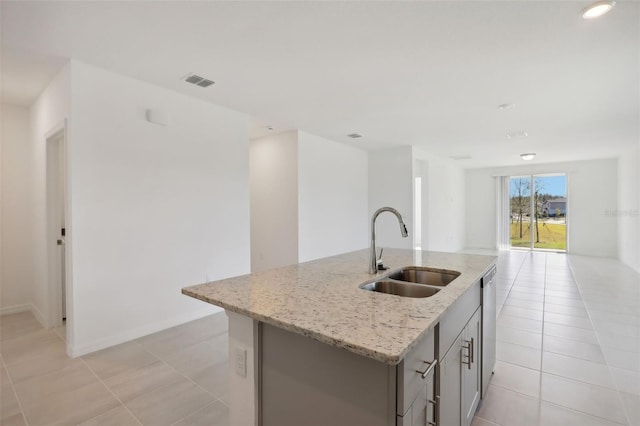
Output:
465 168 497 250
465 158 619 258
368 147 414 250
367 146 466 254
618 146 640 272
0 65 71 325
298 131 368 262
1 104 33 313
30 65 71 327
67 61 250 356
415 148 466 252
250 131 298 272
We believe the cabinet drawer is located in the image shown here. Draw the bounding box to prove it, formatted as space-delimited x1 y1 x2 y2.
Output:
397 328 435 415
438 280 480 357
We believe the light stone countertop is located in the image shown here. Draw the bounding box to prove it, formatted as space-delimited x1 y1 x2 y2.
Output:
182 248 496 365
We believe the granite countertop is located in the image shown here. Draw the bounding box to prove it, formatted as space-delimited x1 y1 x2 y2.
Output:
182 248 496 365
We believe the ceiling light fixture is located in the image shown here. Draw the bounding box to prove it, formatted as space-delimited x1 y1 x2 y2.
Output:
581 0 615 19
521 153 536 161
497 103 515 110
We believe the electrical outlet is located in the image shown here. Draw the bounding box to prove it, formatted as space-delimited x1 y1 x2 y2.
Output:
234 347 247 378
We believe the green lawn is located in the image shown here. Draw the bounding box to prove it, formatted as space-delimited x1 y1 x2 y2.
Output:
510 221 566 250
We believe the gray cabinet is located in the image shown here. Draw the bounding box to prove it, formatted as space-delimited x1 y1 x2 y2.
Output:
259 272 493 426
398 378 436 426
438 308 481 426
438 331 463 426
437 279 482 426
397 328 436 426
261 322 437 426
462 308 481 426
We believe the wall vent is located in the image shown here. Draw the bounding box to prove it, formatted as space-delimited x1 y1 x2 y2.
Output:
347 133 363 139
184 74 215 88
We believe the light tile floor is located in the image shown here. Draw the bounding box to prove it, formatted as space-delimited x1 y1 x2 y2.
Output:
472 250 640 426
1 312 230 425
1 251 638 425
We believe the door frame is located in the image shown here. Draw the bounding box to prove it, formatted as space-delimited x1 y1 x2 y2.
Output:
45 120 70 330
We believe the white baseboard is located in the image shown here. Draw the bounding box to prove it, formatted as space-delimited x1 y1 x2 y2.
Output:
31 304 47 328
1 303 48 328
67 306 222 358
0 304 32 316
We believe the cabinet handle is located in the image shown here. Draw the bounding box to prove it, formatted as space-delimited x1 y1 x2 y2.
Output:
462 339 473 370
427 399 437 426
416 359 437 379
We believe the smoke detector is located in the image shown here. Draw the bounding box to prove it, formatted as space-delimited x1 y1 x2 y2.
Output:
183 74 215 88
497 103 515 110
506 131 529 140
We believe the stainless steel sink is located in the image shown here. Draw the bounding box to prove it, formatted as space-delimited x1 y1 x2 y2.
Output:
360 280 441 298
387 267 460 287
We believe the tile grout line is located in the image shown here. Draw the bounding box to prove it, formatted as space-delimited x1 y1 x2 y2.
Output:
78 357 144 426
168 400 220 426
48 325 141 426
0 354 30 426
567 256 637 426
536 252 547 425
77 331 227 425
496 253 527 317
53 318 229 425
541 400 628 426
131 339 230 407
484 251 638 426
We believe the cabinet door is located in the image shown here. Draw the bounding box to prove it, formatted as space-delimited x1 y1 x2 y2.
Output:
438 334 463 426
398 328 435 415
409 370 436 426
461 308 481 426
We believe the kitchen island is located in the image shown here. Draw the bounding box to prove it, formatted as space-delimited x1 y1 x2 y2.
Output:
182 248 497 426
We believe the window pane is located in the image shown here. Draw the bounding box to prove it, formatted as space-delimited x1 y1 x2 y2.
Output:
533 175 567 251
510 177 531 249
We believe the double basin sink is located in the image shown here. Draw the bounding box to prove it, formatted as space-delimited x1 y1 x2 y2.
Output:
360 267 460 298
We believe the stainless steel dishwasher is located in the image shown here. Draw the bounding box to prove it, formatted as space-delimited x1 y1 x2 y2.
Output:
481 265 497 398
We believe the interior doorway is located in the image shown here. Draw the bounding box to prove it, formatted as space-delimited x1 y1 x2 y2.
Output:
46 125 67 327
509 174 567 251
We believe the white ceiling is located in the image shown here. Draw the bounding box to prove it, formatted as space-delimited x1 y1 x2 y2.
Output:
2 1 638 168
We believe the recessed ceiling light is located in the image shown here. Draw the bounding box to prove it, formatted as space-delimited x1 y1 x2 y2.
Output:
581 0 615 19
347 133 363 139
507 131 529 140
498 103 515 110
521 153 536 161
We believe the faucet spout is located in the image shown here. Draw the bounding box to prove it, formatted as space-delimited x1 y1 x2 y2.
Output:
370 207 409 274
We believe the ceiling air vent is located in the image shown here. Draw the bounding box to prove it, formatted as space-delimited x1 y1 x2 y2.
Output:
347 133 363 139
184 74 215 88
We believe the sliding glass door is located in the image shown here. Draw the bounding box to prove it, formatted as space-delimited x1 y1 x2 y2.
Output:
533 175 567 250
509 174 567 251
